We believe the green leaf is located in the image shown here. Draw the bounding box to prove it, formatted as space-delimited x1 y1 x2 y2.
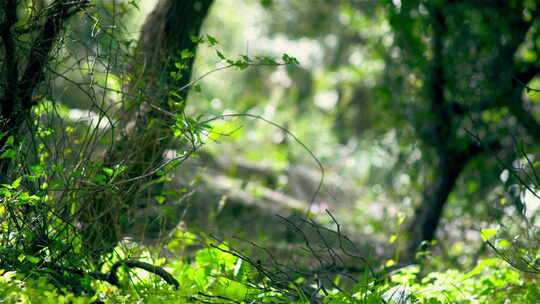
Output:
181 49 194 59
92 174 106 184
155 196 166 204
282 53 299 65
212 278 250 301
206 34 218 46
465 258 500 278
233 59 249 70
216 50 225 60
0 149 17 159
481 228 498 241
498 239 511 248
191 35 204 44
170 71 182 81
128 0 140 10
257 56 277 65
103 167 114 176
26 255 40 264
11 178 21 189
170 90 182 99
6 135 14 146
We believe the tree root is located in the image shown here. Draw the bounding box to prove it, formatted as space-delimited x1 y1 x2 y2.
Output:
43 259 179 291
89 259 179 289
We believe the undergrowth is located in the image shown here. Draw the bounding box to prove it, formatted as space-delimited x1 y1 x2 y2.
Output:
1 240 539 303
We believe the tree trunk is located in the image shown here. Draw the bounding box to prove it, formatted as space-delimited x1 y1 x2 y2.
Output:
0 0 88 182
79 0 213 260
404 154 469 262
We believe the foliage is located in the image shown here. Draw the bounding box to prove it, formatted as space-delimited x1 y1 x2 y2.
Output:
386 258 540 304
1 244 540 303
2 0 540 303
0 0 298 296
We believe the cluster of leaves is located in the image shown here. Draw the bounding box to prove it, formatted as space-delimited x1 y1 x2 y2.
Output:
387 258 540 303
1 240 539 303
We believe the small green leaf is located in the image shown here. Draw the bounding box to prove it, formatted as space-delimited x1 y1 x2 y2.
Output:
191 35 204 44
257 56 277 65
216 50 225 60
181 49 194 59
26 255 40 264
6 135 14 146
1 149 17 159
92 174 106 184
206 34 218 46
11 177 21 189
128 0 140 10
465 258 500 278
103 167 114 176
170 90 181 99
156 196 166 204
481 228 498 241
498 239 511 248
170 71 182 81
233 59 249 70
282 53 299 65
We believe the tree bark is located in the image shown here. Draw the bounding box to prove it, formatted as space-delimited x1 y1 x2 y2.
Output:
404 154 468 262
0 0 88 182
79 0 214 259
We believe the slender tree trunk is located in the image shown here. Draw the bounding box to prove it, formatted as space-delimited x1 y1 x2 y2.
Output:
401 4 455 262
404 154 469 262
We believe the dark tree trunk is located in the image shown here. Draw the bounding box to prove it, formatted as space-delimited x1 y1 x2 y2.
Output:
0 1 88 182
401 4 456 262
400 2 539 262
404 154 469 262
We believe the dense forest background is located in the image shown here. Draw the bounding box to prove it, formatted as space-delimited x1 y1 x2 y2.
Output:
1 0 539 303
